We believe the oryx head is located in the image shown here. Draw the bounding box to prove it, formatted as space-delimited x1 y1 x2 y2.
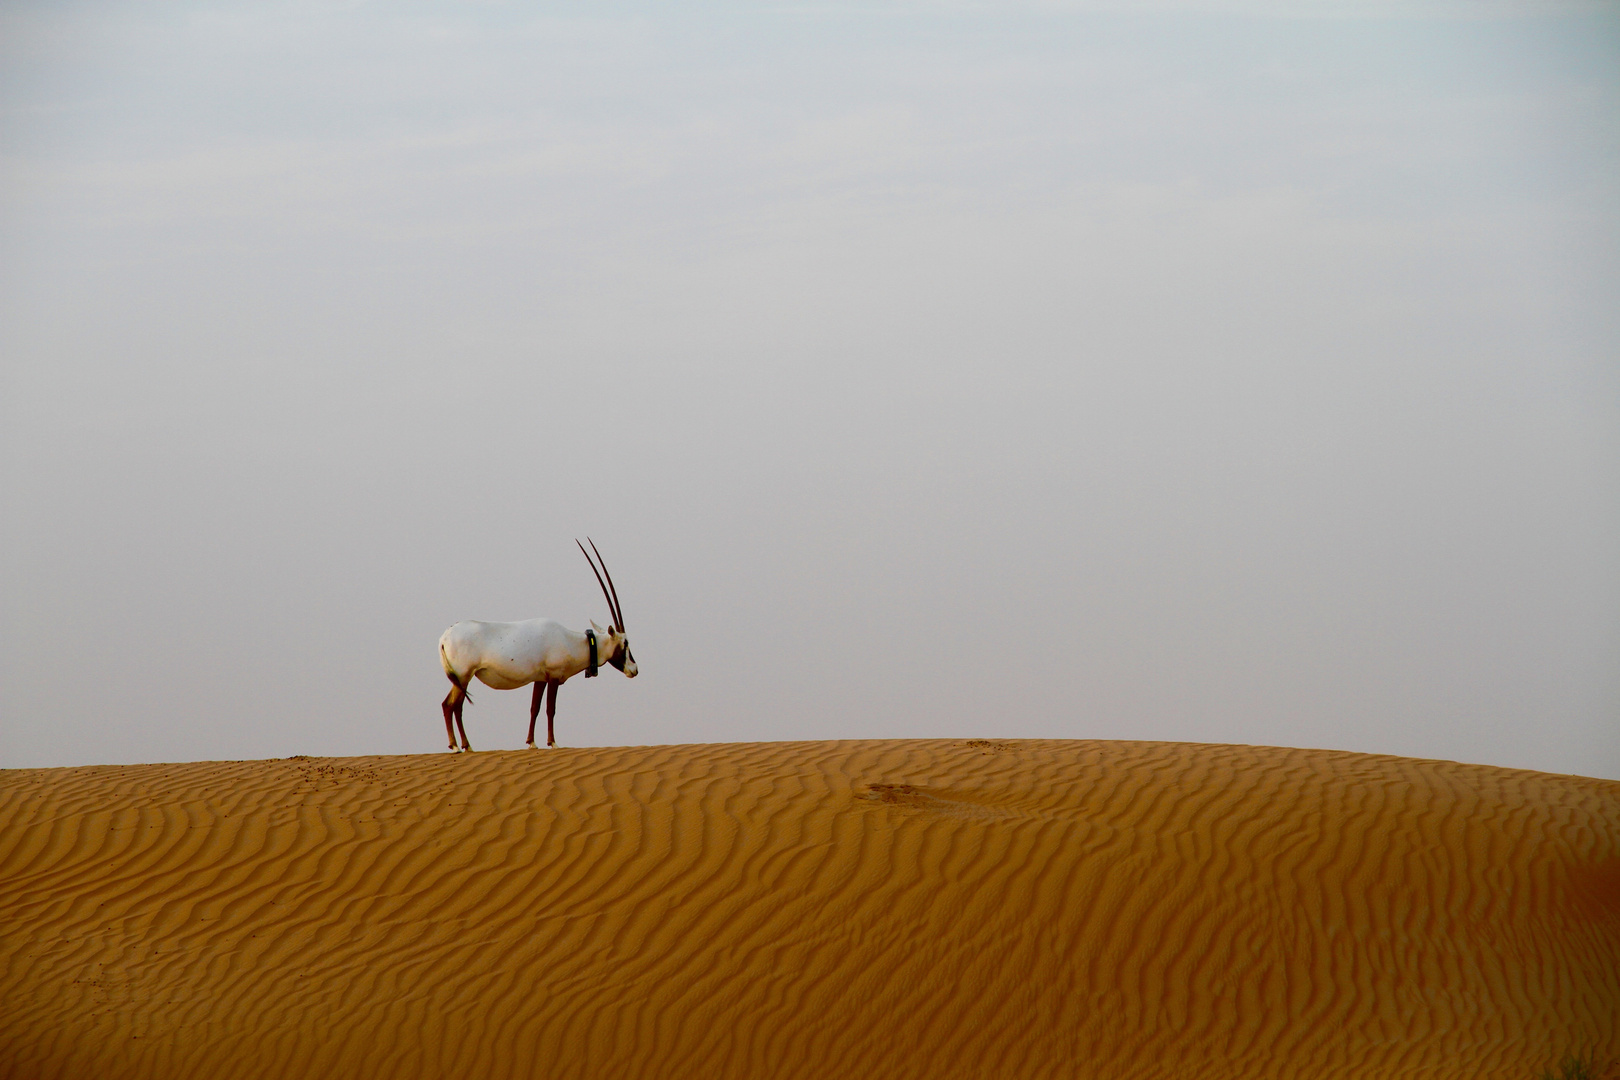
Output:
579 538 638 678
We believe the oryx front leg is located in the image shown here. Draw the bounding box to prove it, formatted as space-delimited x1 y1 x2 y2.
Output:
546 680 560 747
527 680 547 748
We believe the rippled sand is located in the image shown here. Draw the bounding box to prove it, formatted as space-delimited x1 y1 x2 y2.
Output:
2 740 1616 1079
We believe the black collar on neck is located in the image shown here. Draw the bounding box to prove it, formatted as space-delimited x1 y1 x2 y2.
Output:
585 629 599 677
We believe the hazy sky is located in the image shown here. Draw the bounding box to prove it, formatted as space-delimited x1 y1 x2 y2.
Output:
3 1 1617 778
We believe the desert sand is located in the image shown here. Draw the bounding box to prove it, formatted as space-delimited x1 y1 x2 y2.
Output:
2 739 1616 1079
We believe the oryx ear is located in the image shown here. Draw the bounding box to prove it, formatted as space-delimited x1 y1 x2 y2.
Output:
589 619 605 634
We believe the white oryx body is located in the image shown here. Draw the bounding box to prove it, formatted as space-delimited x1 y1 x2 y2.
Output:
437 540 638 752
439 618 628 692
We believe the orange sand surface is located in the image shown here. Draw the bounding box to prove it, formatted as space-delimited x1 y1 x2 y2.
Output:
2 739 1617 1080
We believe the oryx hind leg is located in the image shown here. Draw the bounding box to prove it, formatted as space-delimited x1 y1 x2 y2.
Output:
441 684 459 751
454 692 472 752
442 679 472 752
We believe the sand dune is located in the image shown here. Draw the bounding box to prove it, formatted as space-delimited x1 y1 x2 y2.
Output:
2 740 1616 1079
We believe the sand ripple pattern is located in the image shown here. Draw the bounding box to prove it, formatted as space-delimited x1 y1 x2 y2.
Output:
2 740 1616 1079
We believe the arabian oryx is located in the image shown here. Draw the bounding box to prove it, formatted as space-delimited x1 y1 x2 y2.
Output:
437 539 638 751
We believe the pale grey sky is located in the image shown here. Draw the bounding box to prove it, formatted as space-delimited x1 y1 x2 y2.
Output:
2 1 1617 777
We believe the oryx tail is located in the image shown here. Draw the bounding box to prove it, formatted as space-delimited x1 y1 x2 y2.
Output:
440 642 472 704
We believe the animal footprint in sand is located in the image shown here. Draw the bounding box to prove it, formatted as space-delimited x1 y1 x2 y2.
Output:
860 783 934 808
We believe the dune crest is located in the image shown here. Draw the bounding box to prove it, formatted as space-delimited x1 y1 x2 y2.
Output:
2 740 1616 1079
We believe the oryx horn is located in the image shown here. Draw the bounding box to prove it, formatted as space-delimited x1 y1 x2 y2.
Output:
577 538 625 632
